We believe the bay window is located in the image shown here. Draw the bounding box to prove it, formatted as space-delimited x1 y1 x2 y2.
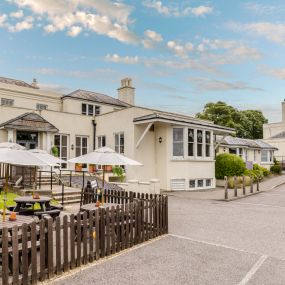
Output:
172 127 212 159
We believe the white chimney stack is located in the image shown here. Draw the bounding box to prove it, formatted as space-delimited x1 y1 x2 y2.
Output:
117 78 135 105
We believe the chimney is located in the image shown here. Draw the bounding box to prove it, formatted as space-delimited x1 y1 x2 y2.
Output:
31 78 39 89
117 78 135 105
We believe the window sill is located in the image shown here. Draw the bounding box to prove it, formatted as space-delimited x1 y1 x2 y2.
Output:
171 158 215 162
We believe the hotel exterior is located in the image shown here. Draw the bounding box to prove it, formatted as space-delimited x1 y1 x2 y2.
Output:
0 76 234 191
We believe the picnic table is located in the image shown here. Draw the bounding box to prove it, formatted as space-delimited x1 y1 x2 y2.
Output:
0 215 34 229
12 196 61 219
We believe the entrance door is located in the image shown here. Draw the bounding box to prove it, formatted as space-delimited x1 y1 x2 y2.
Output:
54 134 68 168
16 131 38 149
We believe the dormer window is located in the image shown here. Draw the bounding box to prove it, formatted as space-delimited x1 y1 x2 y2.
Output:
82 103 101 116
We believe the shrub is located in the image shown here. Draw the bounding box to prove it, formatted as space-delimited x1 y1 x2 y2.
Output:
270 164 282 175
215 153 246 179
245 169 263 182
227 176 251 188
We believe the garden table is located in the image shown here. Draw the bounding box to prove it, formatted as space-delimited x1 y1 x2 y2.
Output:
13 196 52 213
0 215 34 229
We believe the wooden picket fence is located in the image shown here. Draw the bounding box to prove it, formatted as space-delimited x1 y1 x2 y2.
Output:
0 194 168 285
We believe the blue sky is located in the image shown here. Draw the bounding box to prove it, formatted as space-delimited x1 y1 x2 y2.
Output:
1 1 285 122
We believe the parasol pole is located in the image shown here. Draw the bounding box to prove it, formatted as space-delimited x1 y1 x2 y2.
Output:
3 164 9 222
102 165 105 205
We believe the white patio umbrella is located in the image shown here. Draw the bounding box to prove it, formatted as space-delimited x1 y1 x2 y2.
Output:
68 147 142 204
0 142 49 221
29 148 65 166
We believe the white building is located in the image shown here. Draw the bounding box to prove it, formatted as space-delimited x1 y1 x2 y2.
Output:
0 76 234 191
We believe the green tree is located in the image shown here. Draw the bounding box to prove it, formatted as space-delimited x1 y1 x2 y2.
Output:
196 102 268 139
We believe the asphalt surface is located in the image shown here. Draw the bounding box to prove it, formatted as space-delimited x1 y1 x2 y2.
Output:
51 184 285 285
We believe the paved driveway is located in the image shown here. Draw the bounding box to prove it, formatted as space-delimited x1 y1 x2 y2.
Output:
51 185 285 285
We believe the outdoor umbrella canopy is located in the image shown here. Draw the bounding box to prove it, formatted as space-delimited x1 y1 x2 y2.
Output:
0 143 48 166
68 146 142 166
29 148 65 166
68 147 142 204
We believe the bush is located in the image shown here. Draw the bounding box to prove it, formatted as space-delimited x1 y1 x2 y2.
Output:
270 164 282 175
227 176 251 188
215 153 246 179
245 169 263 182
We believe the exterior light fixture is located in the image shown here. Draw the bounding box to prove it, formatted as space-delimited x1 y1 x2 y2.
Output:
159 137 162 143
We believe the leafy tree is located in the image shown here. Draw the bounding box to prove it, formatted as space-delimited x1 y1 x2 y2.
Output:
196 102 268 139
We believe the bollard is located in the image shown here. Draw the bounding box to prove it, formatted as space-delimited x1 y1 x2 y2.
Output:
224 176 228 200
250 178 253 193
234 176 238 197
242 175 246 195
257 177 260 192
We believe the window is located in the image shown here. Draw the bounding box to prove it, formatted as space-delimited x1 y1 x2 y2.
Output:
205 131 211 157
54 134 68 168
1 98 14 106
36 103 47 110
82 103 101 116
115 133 124 154
188 129 194 156
95 106 101 115
76 136 88 157
197 130 203 157
261 150 272 162
170 179 186 191
254 150 257 161
173 128 184 157
229 148 237 154
189 180 195 188
238 148 243 158
206 179 212 187
98 135 106 148
197 179 204 187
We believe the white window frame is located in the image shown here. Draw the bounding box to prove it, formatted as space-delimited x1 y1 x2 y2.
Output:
75 136 88 157
188 178 213 190
82 103 101 116
54 134 69 168
115 132 124 154
97 135 106 148
261 150 273 163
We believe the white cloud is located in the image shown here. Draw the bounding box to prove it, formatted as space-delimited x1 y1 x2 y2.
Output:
105 53 139 64
231 22 285 44
188 77 263 92
260 66 285 80
142 29 163 48
0 14 7 26
167 40 194 58
142 1 213 17
245 3 281 15
4 0 138 43
10 10 24 18
8 19 33 32
67 26 82 37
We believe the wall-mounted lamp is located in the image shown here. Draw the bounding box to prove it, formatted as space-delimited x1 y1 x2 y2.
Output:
158 137 162 144
71 144 74 150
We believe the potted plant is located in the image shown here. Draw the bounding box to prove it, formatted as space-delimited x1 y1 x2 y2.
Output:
111 166 125 182
51 145 59 157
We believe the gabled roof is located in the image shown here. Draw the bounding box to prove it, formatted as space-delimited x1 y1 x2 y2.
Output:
63 89 130 108
0 113 58 132
218 136 277 150
133 112 235 134
0 76 37 89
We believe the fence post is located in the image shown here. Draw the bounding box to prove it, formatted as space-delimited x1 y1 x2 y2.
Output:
250 178 253 193
82 171 85 189
224 176 228 200
257 177 260 192
234 176 238 197
50 167 53 191
39 171 42 190
242 175 246 195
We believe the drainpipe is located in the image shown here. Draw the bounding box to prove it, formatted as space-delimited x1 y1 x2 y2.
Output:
92 120 96 150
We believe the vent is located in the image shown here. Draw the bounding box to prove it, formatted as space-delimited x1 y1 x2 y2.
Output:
170 179 185 191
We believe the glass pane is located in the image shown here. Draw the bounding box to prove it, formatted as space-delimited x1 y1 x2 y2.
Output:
115 145 119 153
62 136 67 146
82 104 86 114
189 180 195 188
120 134 124 146
120 146 124 154
197 130 203 143
173 128 183 142
197 179 203 187
82 147 87 155
197 144 203 157
188 129 194 143
82 137 87 147
88 105 94 116
206 179 211 187
206 131 211 143
188 143 194 156
61 147 67 158
173 142 184 156
102 136 106 146
95 106 100 115
76 147 81 157
98 137 101 148
115 134 119 146
229 148 237 154
54 135 60 147
76 137 81 148
206 145 210 157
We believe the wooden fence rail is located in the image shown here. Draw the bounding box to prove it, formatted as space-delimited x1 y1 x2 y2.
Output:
1 194 168 285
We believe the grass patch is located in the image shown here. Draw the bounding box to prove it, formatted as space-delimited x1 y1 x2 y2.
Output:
0 192 19 209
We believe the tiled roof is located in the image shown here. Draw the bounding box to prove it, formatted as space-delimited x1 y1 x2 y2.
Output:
0 112 58 132
219 136 277 150
63 89 130 107
0 76 36 89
